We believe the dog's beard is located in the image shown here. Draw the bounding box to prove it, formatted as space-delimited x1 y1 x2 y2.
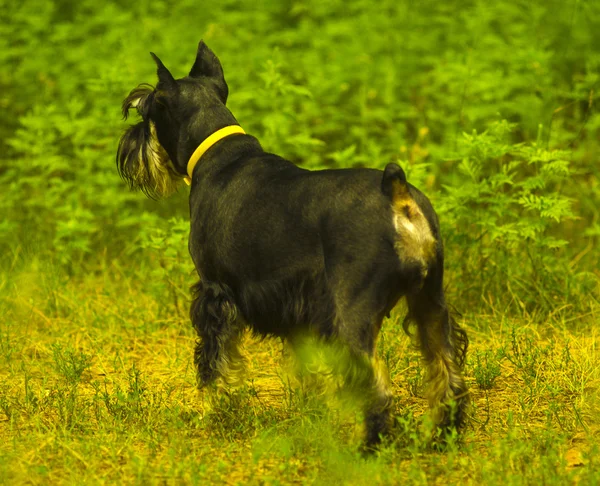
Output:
117 120 183 199
117 85 183 199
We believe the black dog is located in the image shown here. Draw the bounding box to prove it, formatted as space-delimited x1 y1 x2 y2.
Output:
117 41 468 448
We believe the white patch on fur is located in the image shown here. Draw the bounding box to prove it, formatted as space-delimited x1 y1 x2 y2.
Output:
392 201 436 278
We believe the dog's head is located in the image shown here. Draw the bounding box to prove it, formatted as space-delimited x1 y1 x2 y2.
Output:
117 41 236 198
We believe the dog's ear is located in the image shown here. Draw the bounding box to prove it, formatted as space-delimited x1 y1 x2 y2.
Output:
189 40 228 103
189 40 224 79
121 84 155 121
150 52 177 89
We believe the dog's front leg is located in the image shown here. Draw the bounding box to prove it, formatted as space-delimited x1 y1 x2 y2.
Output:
190 281 246 388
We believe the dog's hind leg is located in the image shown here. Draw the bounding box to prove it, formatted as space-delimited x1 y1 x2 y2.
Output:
405 263 469 434
190 281 246 388
329 310 394 449
361 350 394 449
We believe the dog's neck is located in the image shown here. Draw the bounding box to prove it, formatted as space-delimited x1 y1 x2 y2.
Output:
184 125 246 185
183 125 264 185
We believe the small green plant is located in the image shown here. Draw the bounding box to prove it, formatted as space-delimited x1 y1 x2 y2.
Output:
0 391 11 421
126 364 147 411
473 349 501 390
99 365 158 424
404 355 423 397
205 383 286 442
52 344 91 385
139 217 193 315
0 329 12 361
504 326 553 383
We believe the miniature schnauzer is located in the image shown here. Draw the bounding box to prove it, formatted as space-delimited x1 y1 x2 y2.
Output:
117 41 469 448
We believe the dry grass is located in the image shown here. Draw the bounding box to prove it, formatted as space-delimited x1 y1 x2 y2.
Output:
1 261 599 484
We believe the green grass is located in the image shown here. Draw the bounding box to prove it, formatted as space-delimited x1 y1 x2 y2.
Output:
1 258 598 485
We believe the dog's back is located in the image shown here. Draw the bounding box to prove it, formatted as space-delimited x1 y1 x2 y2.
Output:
186 133 435 338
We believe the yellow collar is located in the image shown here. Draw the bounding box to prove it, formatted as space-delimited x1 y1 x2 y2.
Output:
184 125 246 185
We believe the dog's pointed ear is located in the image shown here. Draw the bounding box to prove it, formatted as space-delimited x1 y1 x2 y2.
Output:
189 40 228 102
150 52 177 89
190 40 224 79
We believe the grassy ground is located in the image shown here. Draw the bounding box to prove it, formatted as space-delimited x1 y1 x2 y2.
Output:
1 256 598 485
2 1 599 483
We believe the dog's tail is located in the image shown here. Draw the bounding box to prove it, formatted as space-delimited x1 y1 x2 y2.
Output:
381 163 409 202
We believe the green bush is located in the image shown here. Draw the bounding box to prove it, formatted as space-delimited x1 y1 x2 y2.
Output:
1 0 598 319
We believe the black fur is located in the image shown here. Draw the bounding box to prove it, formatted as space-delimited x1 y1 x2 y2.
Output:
117 40 469 448
190 281 239 385
381 162 407 199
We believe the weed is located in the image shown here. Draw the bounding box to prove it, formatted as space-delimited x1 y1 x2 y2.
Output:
0 329 12 362
0 392 11 421
52 344 92 385
404 355 424 397
473 349 501 390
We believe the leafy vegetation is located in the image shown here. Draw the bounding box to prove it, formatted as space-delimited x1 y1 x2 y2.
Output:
1 0 599 483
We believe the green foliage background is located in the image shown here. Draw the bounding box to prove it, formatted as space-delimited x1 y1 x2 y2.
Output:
1 0 600 483
2 0 598 318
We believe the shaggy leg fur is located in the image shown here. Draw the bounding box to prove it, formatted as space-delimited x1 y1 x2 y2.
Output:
190 281 246 387
405 272 469 433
